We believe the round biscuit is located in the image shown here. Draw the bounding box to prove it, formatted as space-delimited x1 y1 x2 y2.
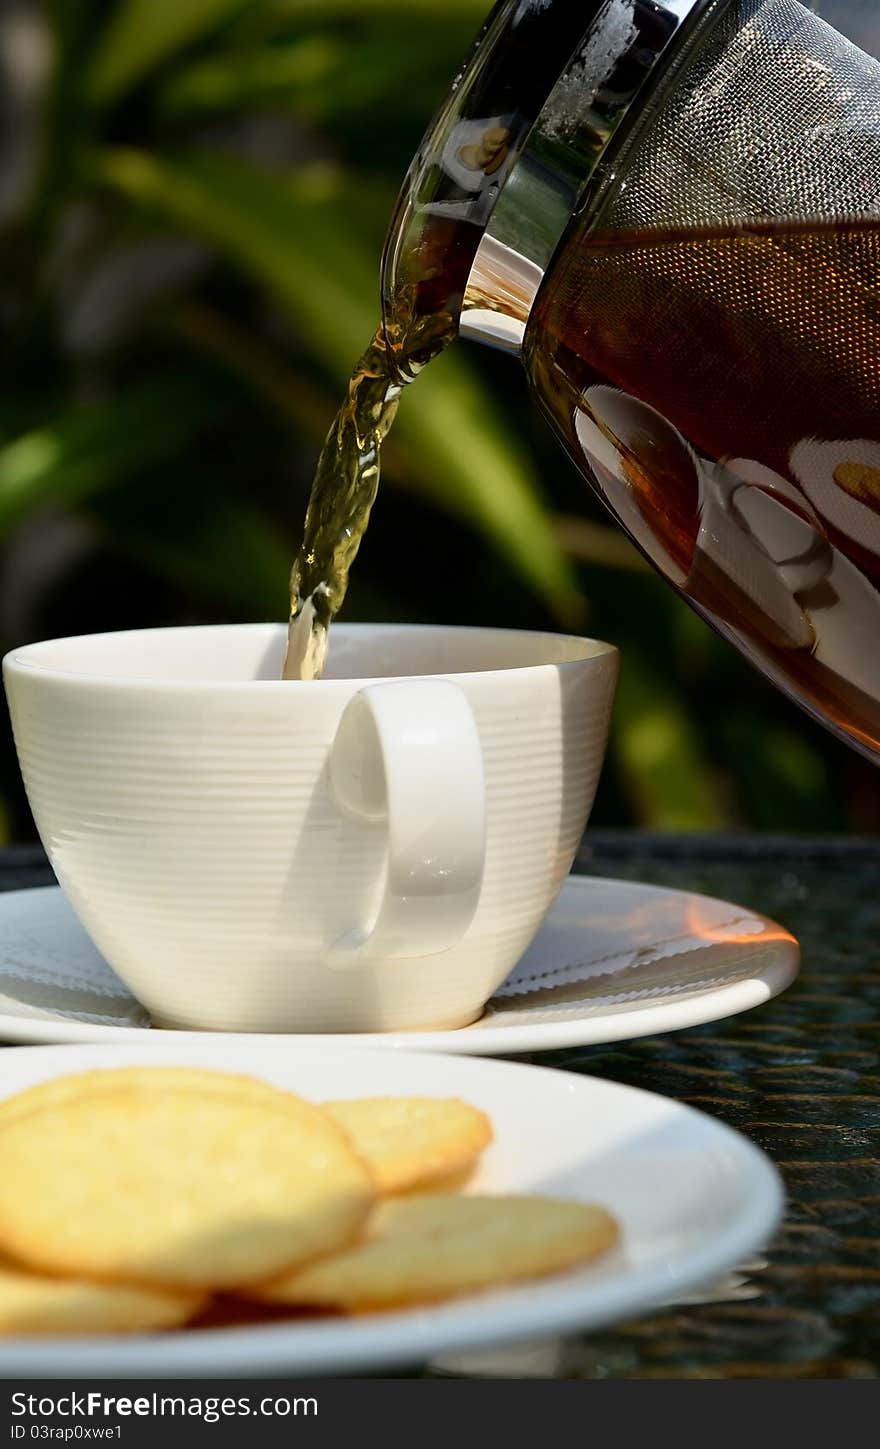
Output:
251 1193 619 1310
0 1075 375 1290
324 1097 492 1194
0 1258 205 1337
0 1067 299 1125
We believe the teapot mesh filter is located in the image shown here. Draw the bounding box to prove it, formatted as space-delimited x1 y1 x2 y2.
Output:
596 0 880 234
549 0 880 464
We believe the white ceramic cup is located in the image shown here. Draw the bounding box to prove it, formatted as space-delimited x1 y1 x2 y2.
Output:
3 623 618 1033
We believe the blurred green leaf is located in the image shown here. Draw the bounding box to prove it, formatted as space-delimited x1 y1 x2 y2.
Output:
86 0 251 108
250 0 487 23
557 515 649 573
223 0 487 68
92 149 376 367
613 649 729 830
0 375 228 535
170 301 336 435
92 146 581 621
92 471 290 617
160 27 464 128
159 35 341 120
399 349 583 624
716 713 845 832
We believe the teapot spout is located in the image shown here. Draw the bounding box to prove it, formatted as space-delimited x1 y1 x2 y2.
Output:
380 0 710 355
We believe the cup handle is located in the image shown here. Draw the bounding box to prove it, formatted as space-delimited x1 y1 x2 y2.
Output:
326 678 486 966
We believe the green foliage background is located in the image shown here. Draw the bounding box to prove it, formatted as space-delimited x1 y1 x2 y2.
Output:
0 0 876 843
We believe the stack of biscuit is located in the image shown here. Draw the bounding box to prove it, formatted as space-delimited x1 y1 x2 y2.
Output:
0 1068 618 1335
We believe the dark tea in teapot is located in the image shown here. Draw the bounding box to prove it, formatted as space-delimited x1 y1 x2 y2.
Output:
526 214 880 756
283 0 880 764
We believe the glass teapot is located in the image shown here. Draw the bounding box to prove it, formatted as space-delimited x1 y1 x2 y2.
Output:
382 0 880 762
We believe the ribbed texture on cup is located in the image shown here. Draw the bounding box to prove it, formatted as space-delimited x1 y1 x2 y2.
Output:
6 652 616 1031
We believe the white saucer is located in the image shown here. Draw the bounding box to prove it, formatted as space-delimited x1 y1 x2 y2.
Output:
0 1041 784 1377
0 876 799 1054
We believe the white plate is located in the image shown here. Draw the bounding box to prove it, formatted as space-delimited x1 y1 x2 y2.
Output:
0 876 799 1054
0 1042 783 1378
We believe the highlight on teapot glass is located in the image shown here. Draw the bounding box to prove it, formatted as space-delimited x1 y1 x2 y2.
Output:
287 0 880 768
